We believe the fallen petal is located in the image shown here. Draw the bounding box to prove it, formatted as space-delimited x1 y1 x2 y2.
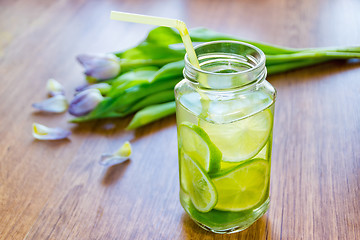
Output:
99 154 129 167
47 78 65 96
32 95 68 113
32 123 71 140
115 141 132 158
99 141 132 167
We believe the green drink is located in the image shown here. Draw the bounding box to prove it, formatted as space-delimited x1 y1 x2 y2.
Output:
175 41 276 233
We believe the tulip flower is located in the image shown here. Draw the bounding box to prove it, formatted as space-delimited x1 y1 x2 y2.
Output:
32 123 71 140
46 78 65 96
99 141 132 166
76 53 121 80
68 89 104 116
32 95 68 113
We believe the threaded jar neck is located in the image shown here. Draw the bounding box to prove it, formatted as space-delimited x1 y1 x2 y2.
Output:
184 41 267 90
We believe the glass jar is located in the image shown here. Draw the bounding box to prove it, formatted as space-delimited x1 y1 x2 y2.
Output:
175 41 276 233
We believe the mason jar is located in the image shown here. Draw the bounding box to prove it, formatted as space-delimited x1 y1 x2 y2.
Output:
175 41 276 233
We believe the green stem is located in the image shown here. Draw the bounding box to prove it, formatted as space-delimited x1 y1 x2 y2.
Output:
120 58 183 72
120 90 175 116
266 52 360 64
70 79 180 122
267 59 329 75
294 46 360 54
112 78 179 110
126 101 176 130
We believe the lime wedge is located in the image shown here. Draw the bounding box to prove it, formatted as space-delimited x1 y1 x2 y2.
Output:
179 122 221 173
199 109 273 163
212 159 269 211
180 151 218 212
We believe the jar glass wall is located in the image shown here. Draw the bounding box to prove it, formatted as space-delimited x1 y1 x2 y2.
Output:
175 41 276 233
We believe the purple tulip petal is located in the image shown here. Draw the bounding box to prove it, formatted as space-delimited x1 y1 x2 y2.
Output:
75 83 111 95
32 123 71 140
84 62 119 80
75 83 89 92
68 89 103 116
76 53 120 80
32 95 68 113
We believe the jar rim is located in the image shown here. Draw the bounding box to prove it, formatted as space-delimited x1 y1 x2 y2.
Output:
184 40 266 76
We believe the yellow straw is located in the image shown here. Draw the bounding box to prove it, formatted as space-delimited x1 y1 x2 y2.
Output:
110 11 200 68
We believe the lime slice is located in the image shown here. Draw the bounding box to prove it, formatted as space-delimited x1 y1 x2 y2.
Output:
181 196 256 231
180 151 218 212
179 122 221 173
179 150 189 193
212 159 269 211
199 108 273 163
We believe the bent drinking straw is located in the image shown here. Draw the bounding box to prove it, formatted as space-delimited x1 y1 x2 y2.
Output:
110 11 209 117
110 11 200 68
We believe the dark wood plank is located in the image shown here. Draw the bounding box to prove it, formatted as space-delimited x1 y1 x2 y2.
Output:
0 0 359 239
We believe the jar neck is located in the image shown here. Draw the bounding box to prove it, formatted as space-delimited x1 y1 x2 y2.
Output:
183 41 267 90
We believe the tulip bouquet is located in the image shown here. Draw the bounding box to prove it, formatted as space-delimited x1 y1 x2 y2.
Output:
34 27 360 133
66 27 360 129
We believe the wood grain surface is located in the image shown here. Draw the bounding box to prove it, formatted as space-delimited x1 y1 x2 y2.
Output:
1 0 360 239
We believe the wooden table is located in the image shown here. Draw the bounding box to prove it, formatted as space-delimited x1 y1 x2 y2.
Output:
1 0 360 239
